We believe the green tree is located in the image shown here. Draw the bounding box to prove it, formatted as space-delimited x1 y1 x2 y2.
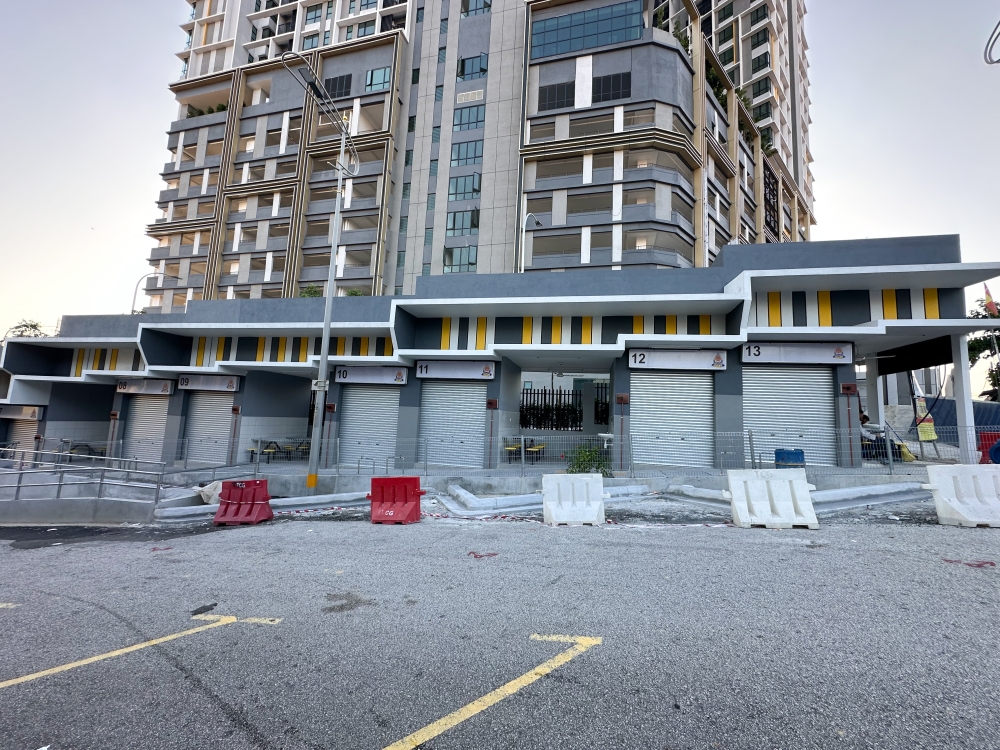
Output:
5 320 48 338
968 298 1000 396
299 285 322 298
346 288 364 297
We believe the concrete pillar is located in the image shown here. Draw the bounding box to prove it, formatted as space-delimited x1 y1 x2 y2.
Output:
865 357 884 426
609 356 630 471
581 381 598 436
715 349 744 468
951 334 977 464
833 364 862 468
396 370 421 470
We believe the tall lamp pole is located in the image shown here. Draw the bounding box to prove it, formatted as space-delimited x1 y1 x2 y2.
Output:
282 52 360 493
519 213 542 273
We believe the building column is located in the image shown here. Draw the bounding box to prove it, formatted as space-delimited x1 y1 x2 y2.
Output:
865 356 884 426
951 334 977 464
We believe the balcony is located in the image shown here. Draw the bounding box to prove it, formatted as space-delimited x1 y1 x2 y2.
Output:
277 21 296 34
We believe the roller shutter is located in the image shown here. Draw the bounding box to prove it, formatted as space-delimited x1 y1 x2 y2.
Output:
417 382 487 468
742 366 837 466
123 395 169 464
629 372 715 468
338 385 400 469
184 392 234 465
7 420 39 451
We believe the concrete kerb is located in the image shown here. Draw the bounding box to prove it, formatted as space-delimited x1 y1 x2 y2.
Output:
153 491 370 524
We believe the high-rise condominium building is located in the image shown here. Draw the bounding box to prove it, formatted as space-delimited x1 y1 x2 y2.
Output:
148 0 813 312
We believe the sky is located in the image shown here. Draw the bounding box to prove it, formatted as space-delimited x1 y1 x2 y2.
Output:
0 0 998 339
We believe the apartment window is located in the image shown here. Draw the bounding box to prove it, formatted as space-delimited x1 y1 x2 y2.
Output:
438 47 447 63
461 0 490 16
751 51 770 74
395 285 403 295
325 74 352 98
538 82 575 111
424 228 434 245
402 182 411 199
346 25 353 39
728 66 740 85
443 246 477 273
397 250 406 267
427 193 436 210
592 72 630 103
306 219 331 237
751 77 771 98
750 5 768 26
453 104 486 131
751 29 768 49
530 0 643 60
275 161 296 177
446 209 479 235
456 54 488 81
366 67 391 91
441 18 449 34
399 217 408 233
358 20 375 36
717 24 733 45
324 30 330 45
206 139 223 157
305 4 323 23
432 126 441 143
429 159 438 176
327 1 334 17
719 47 734 66
752 102 772 122
435 85 444 101
412 67 420 84
451 140 484 165
422 263 431 275
416 7 424 22
302 34 319 50
408 115 416 132
448 173 481 201
360 0 377 9
717 2 733 21
405 149 414 166
173 204 189 220
251 26 258 41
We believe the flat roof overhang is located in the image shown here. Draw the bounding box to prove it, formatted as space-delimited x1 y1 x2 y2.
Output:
736 263 1000 293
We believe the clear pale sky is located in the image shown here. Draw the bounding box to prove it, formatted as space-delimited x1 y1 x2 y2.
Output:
1 0 998 338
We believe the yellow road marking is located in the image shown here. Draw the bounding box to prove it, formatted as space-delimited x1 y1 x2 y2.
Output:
383 634 602 750
0 603 19 609
0 614 278 690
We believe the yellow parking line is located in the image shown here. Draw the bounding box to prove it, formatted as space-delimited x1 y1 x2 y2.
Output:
0 614 277 690
0 603 19 609
383 634 602 750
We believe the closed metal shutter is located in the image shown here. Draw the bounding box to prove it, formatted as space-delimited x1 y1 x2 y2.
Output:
338 385 400 469
418 382 487 468
629 372 715 468
184 392 234 465
7 420 39 451
123 395 169 464
743 366 837 466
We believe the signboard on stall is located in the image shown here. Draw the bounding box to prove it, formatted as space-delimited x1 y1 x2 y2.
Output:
628 349 727 371
178 375 240 392
0 405 44 420
334 366 408 385
415 361 496 379
116 379 175 395
741 342 853 364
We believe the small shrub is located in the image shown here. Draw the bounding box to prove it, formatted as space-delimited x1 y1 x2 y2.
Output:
567 445 612 477
299 284 322 298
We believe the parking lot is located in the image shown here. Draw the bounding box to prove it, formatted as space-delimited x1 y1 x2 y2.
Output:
1 514 999 750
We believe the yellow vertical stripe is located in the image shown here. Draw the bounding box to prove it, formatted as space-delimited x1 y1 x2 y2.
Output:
818 291 832 327
882 289 897 320
196 337 206 367
699 315 711 335
217 337 226 361
277 337 286 362
299 337 308 362
522 317 533 344
440 319 452 350
551 317 562 344
384 337 393 356
632 315 643 334
360 337 370 356
924 288 940 319
256 337 265 362
767 292 782 327
109 349 119 371
94 349 104 370
666 315 677 334
336 337 346 356
75 350 85 377
476 317 487 350
581 316 592 345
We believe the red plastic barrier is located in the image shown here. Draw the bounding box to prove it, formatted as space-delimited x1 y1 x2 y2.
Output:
214 479 274 526
368 477 425 525
978 432 1000 464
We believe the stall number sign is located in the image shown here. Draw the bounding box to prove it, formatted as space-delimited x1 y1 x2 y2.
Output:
415 361 496 379
334 366 408 385
741 342 853 364
117 379 174 395
178 375 239 392
628 349 727 371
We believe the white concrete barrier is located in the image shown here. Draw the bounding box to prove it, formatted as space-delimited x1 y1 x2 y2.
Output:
542 474 606 526
923 465 1000 528
726 469 818 529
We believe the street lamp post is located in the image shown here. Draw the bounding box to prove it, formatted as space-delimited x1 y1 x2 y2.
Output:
519 213 543 273
132 271 184 314
282 52 360 493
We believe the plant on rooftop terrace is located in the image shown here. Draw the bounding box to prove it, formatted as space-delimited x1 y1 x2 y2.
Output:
705 65 728 110
672 28 690 54
346 288 364 297
299 285 322 298
567 445 612 478
4 319 48 339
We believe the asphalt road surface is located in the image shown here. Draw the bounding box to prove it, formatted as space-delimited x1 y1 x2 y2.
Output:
1 513 998 750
